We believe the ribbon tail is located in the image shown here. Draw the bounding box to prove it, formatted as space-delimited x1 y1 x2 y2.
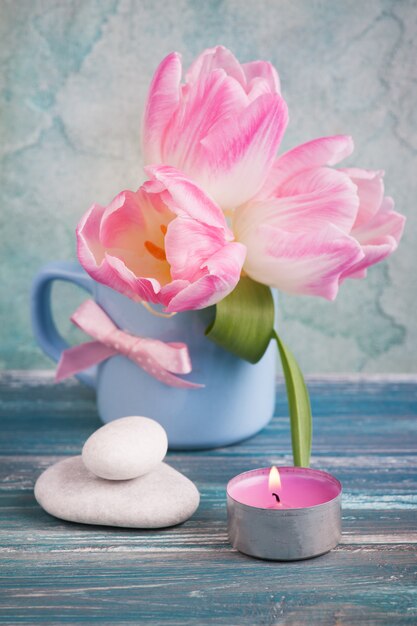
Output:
137 339 193 375
56 341 117 382
151 368 205 390
131 351 204 389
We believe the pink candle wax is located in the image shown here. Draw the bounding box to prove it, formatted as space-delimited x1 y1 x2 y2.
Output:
227 467 341 510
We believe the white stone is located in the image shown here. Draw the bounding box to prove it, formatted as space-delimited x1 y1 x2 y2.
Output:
34 457 200 528
82 416 168 480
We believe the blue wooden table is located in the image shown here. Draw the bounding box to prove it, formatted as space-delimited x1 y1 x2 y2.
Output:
0 372 416 624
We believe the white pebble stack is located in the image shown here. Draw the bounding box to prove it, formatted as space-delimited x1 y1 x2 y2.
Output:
34 416 199 528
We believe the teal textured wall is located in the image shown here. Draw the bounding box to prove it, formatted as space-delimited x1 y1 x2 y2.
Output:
1 0 415 373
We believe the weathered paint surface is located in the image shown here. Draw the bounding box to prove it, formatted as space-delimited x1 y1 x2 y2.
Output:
0 372 416 624
1 1 416 373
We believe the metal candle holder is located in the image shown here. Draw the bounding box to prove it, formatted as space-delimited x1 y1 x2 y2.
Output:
227 467 342 561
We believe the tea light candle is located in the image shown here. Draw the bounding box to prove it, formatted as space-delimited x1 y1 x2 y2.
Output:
227 466 342 561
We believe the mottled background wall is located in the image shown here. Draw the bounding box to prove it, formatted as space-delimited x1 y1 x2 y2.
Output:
1 0 416 373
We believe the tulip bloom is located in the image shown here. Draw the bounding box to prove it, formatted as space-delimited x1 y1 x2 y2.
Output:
142 48 404 302
77 167 246 312
234 135 405 299
80 48 404 309
142 46 288 211
78 144 404 308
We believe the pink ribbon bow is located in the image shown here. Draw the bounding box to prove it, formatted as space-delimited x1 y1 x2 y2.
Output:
56 299 203 389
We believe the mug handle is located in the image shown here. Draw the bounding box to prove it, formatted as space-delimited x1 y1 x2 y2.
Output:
31 260 96 388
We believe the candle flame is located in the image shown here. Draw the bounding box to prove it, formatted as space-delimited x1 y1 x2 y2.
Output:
268 465 281 491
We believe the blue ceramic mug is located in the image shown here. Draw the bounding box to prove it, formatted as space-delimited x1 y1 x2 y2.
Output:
31 260 276 450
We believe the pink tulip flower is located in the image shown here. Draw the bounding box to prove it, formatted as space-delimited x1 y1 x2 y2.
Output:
76 166 246 313
234 135 405 299
142 49 404 302
79 139 404 307
142 46 288 211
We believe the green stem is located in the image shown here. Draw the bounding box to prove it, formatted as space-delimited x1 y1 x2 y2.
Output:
272 330 312 467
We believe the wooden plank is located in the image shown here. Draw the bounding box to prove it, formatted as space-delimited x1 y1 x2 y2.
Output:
1 454 417 491
2 454 417 519
0 373 416 456
1 508 417 552
0 549 416 625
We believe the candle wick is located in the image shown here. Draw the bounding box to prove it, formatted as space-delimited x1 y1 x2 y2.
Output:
272 492 280 503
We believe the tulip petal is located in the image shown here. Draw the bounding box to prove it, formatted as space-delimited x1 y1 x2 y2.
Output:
353 197 405 244
278 167 359 233
341 241 397 281
98 188 174 288
342 197 405 279
242 60 281 95
77 202 107 268
165 242 246 313
165 275 227 312
340 168 384 229
195 93 288 209
76 203 144 299
146 165 231 232
185 45 246 88
242 224 364 300
203 240 247 285
104 253 163 303
165 217 231 281
234 167 359 241
142 52 182 164
259 135 354 198
161 68 248 172
99 191 144 249
99 188 172 249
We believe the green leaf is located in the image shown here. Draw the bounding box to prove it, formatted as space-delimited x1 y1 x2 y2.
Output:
272 330 312 467
205 276 275 363
205 276 312 467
